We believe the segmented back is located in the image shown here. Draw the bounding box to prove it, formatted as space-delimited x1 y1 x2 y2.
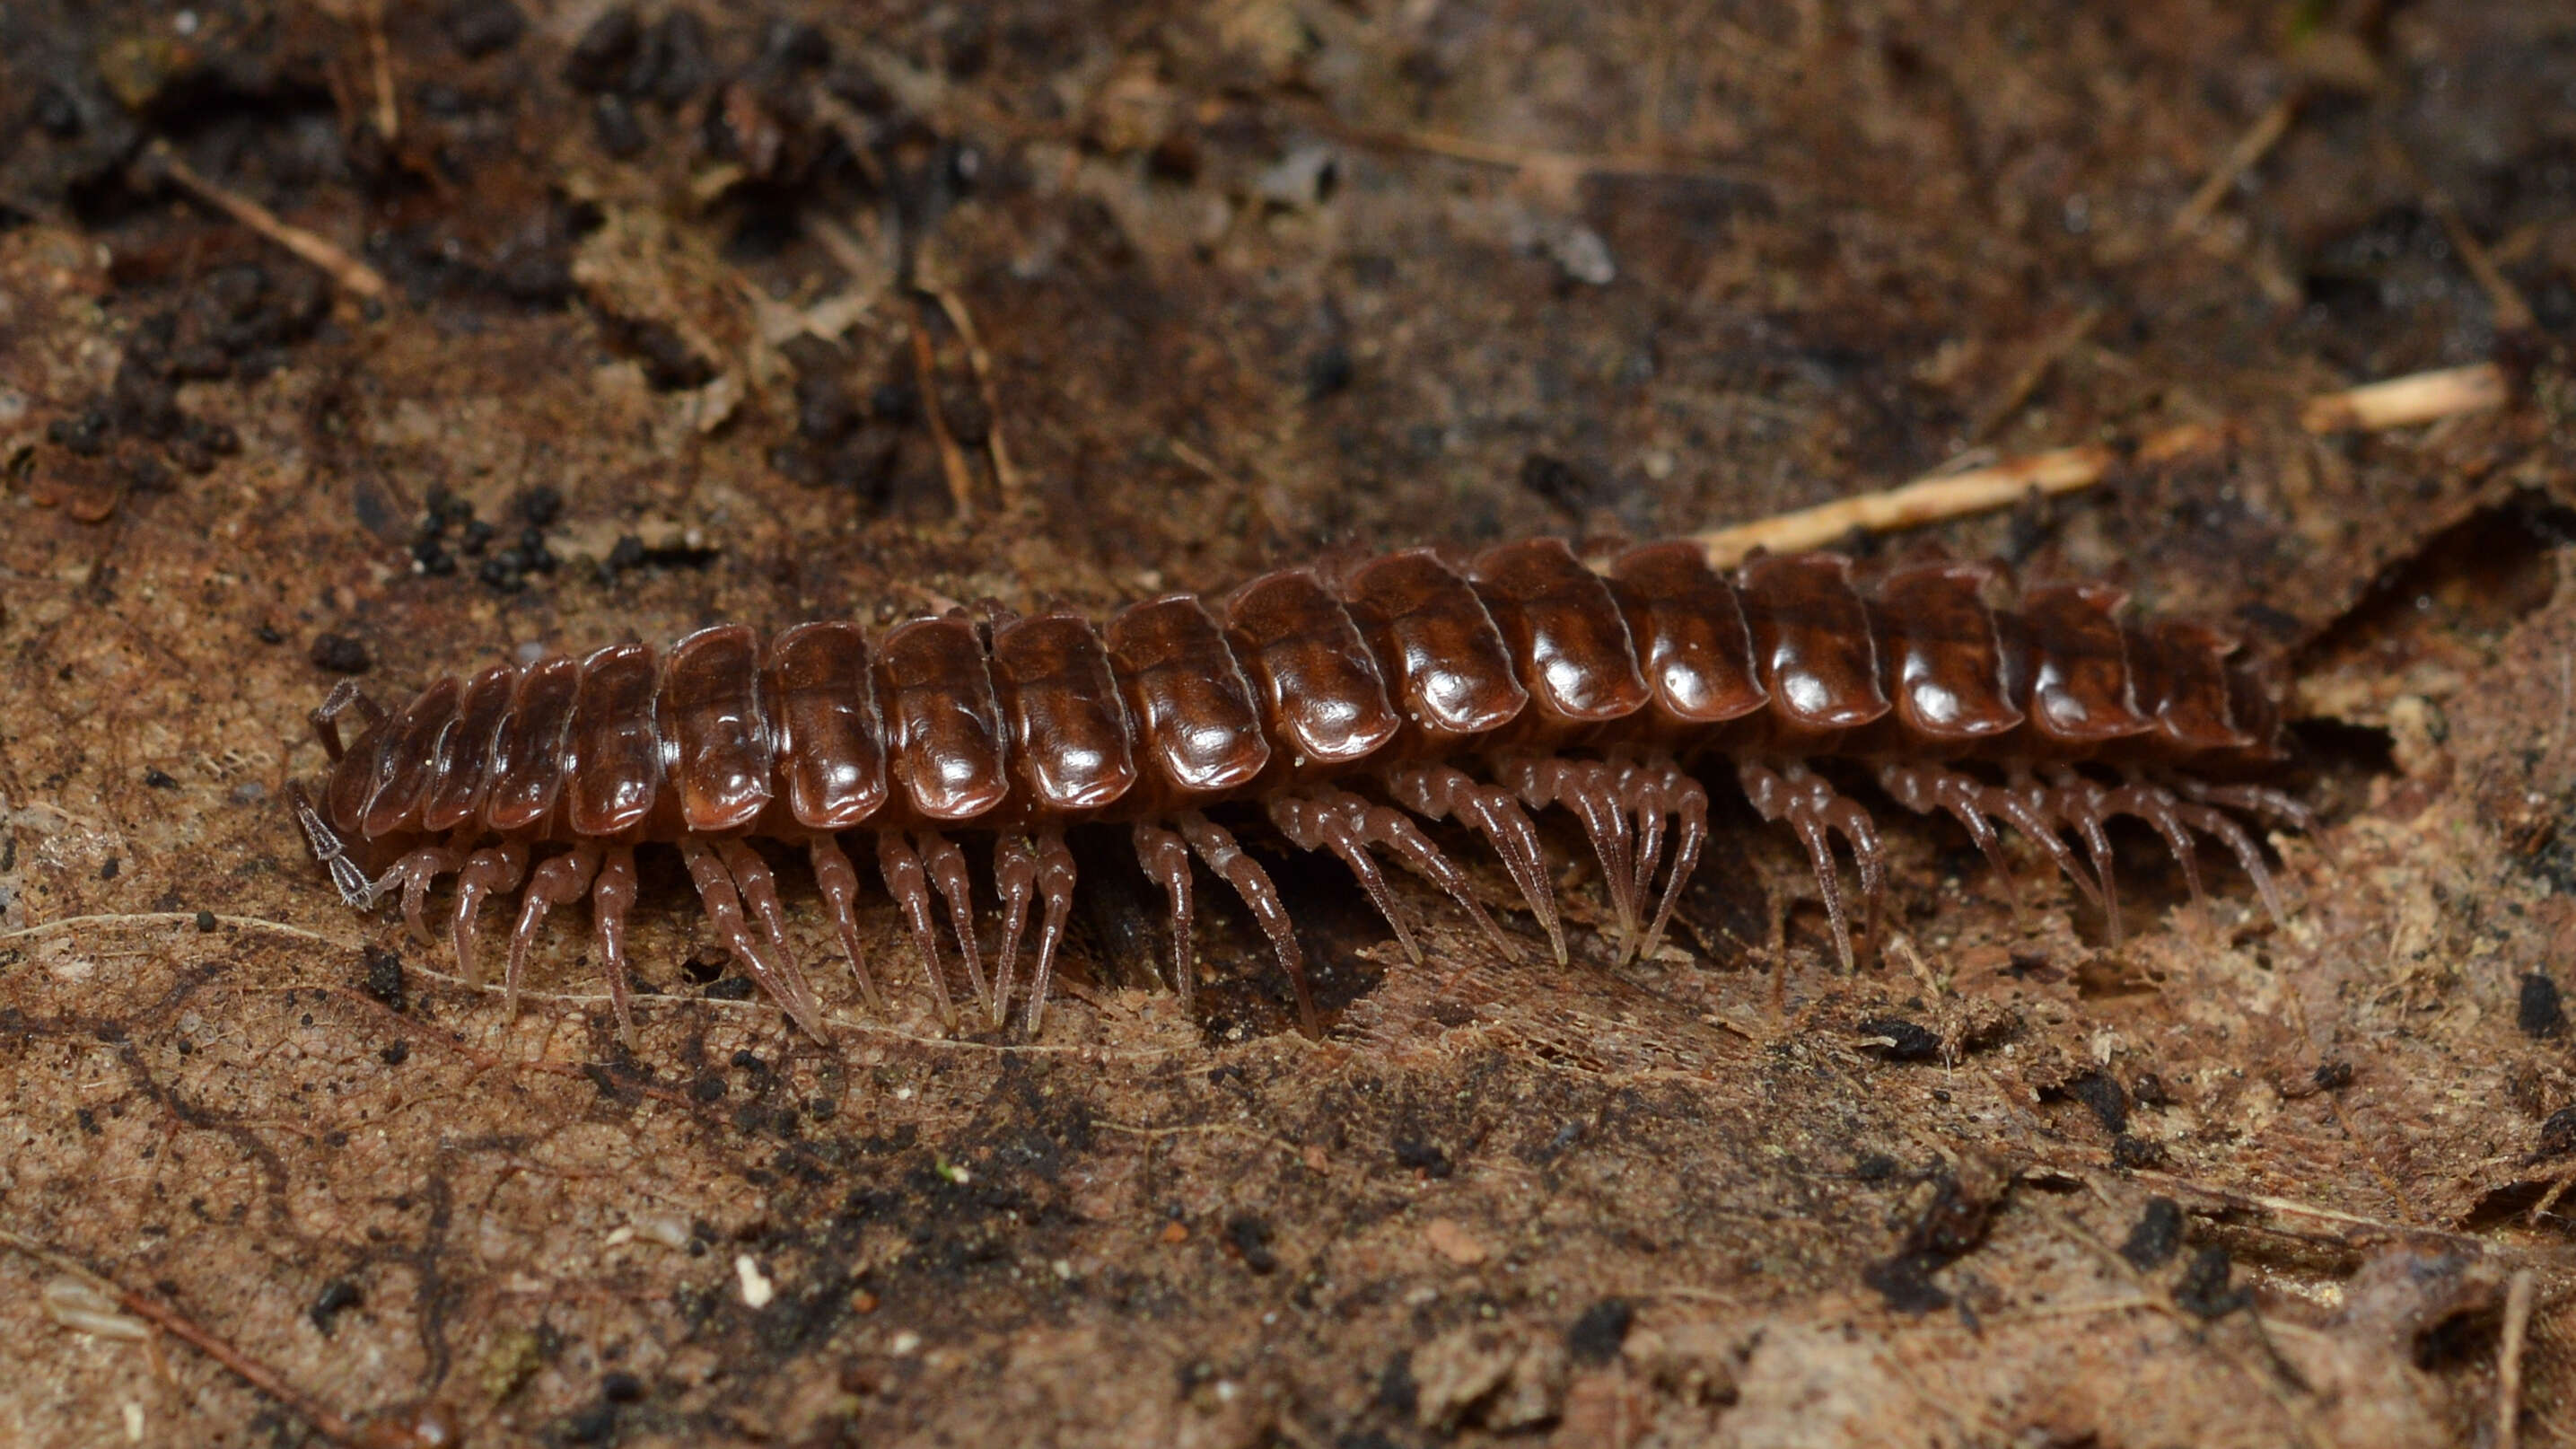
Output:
298 538 2300 1045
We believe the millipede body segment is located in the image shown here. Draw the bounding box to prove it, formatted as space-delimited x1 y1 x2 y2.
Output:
293 539 2314 1042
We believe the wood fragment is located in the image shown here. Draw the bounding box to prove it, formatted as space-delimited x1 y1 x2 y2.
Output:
1698 361 2513 566
919 273 1024 505
0 1226 374 1447
2299 363 2508 434
137 143 387 300
909 315 977 520
2499 1268 2536 1449
364 0 399 144
1970 304 2102 441
2170 95 2299 239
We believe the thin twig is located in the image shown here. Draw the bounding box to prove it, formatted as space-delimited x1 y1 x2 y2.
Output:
908 314 978 520
1292 102 1762 189
1 1225 370 1447
2171 95 2300 239
918 274 1024 505
364 0 399 144
2500 1268 2537 1449
1970 304 2102 441
0 910 359 949
1695 360 2512 566
2299 363 2508 433
137 141 387 300
1695 439 2119 566
2385 138 2537 333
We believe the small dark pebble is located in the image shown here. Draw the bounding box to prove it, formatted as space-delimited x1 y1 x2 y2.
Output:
516 485 563 525
195 909 217 932
561 1402 616 1445
1853 1152 1900 1182
441 0 526 57
601 1371 644 1404
2064 1070 2129 1135
2311 1060 2353 1093
593 94 648 157
606 534 646 574
460 518 497 554
565 6 641 91
704 976 758 1001
2521 973 2566 1038
309 1279 364 1333
692 1075 727 1103
144 768 179 789
1392 1136 1452 1178
2538 1105 2576 1158
731 1050 767 1072
2118 1196 2184 1270
2109 1134 2166 1169
100 856 119 881
381 1041 410 1067
2130 1072 2172 1108
478 555 526 592
1565 1297 1634 1365
2174 1245 2248 1319
257 623 285 645
310 634 372 673
1304 343 1354 400
1224 1214 1277 1274
360 945 407 1011
1855 1016 1941 1062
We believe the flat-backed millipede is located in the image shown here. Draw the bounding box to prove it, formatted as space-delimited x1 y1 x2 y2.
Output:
292 538 2318 1042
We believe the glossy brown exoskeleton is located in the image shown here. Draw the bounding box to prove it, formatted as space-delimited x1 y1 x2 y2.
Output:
294 540 2312 1042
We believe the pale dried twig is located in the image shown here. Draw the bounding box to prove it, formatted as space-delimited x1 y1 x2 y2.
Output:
136 142 386 300
1697 360 2512 566
919 272 1025 505
2500 1268 2537 1449
2299 362 2509 433
1 1225 373 1446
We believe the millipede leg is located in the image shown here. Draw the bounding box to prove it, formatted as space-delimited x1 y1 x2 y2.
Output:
390 846 464 947
2099 779 2209 907
2175 778 2322 837
1382 763 1566 964
1133 821 1196 1008
809 836 883 1015
719 839 826 1035
876 832 957 1029
1176 812 1318 1038
1024 830 1076 1035
1269 795 1421 964
592 846 640 1046
994 837 1038 1029
1617 755 1707 964
506 846 598 1023
2171 803 2289 926
1496 756 1639 955
681 838 826 1041
1879 762 2022 918
1336 789 1519 962
449 836 530 987
1739 761 1884 973
916 831 990 1014
287 784 419 913
994 832 1078 1034
2037 768 2125 945
1985 773 2107 909
308 680 386 762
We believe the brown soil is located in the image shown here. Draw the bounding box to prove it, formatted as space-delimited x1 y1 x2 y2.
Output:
5 2 2576 1445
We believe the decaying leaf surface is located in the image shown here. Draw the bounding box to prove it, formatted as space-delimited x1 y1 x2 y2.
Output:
5 2 2576 1446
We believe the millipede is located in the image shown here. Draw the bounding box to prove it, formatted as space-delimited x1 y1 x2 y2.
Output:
290 537 2318 1043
